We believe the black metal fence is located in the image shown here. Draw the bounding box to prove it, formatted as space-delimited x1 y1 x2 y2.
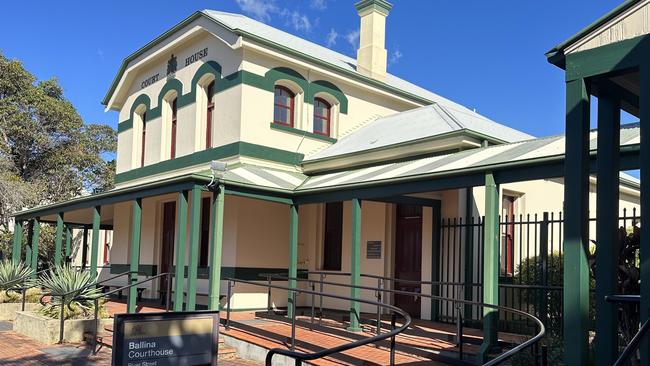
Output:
438 208 640 362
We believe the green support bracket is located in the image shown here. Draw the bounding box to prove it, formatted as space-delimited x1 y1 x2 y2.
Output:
595 94 620 366
478 172 500 363
348 198 362 332
186 185 202 311
54 212 64 267
12 219 23 264
208 184 225 311
288 204 299 318
563 78 591 366
639 60 650 366
174 190 189 311
30 219 40 272
90 206 101 278
128 199 142 313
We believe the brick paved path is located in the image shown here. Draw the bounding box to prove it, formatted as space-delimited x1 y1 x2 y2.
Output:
0 329 260 366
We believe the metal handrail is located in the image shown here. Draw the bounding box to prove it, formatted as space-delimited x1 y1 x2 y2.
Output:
606 294 646 366
73 272 173 354
261 272 545 365
223 277 411 366
1 269 49 311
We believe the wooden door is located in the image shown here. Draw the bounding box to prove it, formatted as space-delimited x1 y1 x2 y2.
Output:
160 201 176 302
394 204 423 318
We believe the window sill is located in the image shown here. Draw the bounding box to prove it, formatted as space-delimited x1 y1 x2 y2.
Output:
270 122 337 143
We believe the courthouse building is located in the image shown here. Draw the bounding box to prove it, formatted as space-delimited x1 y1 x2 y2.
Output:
11 0 641 327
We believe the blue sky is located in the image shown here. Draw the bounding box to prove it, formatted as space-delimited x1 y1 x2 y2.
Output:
0 0 630 137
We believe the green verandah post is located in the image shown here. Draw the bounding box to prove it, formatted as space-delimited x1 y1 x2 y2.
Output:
174 190 189 311
30 219 40 272
348 198 362 332
54 212 64 267
90 206 101 278
563 77 591 366
186 185 202 311
208 184 225 311
478 172 499 363
128 199 142 313
288 204 299 318
595 93 620 366
639 60 650 366
12 219 23 264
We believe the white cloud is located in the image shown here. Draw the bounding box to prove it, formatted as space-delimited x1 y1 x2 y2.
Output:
345 30 360 49
389 48 403 65
325 28 338 47
289 11 312 32
235 0 277 22
310 0 327 10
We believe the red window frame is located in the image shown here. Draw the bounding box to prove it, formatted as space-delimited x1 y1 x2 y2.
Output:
313 98 331 136
170 98 178 159
206 81 215 149
273 86 295 127
140 111 147 167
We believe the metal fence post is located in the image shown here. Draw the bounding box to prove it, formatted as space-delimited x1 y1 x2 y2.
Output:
539 212 549 327
456 302 463 360
310 281 315 330
226 280 232 330
59 295 66 343
376 278 383 336
21 289 27 311
93 298 99 354
291 290 297 351
267 275 272 316
390 312 396 366
319 273 324 325
165 273 172 312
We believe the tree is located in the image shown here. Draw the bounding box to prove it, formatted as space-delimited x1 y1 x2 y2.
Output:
0 51 116 258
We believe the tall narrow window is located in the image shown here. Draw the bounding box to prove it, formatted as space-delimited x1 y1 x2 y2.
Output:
170 98 178 159
313 98 331 136
323 202 343 271
273 86 294 127
199 197 211 267
206 81 215 149
140 111 147 167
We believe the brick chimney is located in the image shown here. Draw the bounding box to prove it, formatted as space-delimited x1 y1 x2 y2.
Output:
355 0 392 81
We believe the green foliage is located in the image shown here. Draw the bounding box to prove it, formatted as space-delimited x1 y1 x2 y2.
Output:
0 259 35 290
0 51 116 259
37 265 106 320
0 287 41 304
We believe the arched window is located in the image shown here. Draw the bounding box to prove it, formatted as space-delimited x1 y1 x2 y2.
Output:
313 98 331 136
274 86 294 127
206 81 215 149
140 111 147 167
170 97 178 159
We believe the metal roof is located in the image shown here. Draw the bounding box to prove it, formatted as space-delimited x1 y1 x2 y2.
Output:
305 104 534 162
297 123 641 191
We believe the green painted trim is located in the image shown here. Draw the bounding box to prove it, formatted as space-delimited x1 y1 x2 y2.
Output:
355 0 393 16
208 185 225 310
287 204 299 318
564 35 650 82
114 142 303 184
478 172 499 362
90 206 101 277
128 198 142 313
348 198 362 332
54 212 64 267
174 190 189 311
186 185 202 311
546 0 640 66
224 186 293 205
30 219 40 271
270 122 337 143
111 264 158 276
12 220 23 264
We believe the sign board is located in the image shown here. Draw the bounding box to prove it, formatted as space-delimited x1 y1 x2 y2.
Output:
366 241 382 259
112 310 219 366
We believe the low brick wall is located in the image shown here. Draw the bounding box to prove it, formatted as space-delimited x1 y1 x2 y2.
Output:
0 303 40 321
13 311 111 344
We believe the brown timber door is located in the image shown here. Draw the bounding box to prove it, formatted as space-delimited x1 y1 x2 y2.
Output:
394 204 423 318
160 201 176 303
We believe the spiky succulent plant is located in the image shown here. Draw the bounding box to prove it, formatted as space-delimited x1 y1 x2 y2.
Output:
38 265 106 319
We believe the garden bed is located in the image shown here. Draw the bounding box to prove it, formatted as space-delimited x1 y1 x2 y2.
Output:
0 302 40 321
13 311 111 344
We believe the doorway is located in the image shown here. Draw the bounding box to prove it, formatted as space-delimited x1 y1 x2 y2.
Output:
394 204 423 318
160 201 176 303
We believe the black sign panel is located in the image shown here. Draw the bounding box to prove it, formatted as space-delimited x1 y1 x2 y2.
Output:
367 241 382 259
111 310 219 366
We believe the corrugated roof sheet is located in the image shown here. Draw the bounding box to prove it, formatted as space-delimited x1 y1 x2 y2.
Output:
305 104 534 161
297 123 640 191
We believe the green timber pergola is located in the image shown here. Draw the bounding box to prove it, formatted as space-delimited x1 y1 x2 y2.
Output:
546 2 649 364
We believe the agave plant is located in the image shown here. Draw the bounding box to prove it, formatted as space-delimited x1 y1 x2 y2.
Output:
38 265 106 320
0 260 35 291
